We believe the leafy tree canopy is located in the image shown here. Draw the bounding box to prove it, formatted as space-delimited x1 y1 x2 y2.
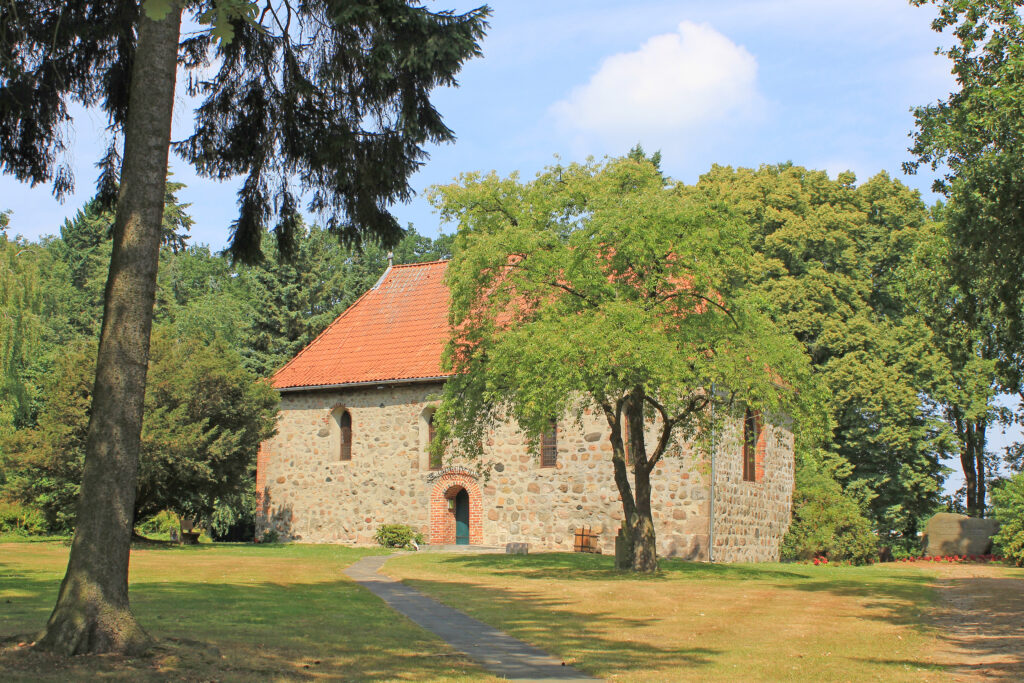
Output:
432 155 824 572
1 329 278 532
694 163 952 537
907 0 1024 386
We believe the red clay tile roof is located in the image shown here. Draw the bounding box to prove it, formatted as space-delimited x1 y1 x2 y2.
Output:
272 260 451 390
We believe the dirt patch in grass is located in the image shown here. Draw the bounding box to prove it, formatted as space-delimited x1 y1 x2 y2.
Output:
0 542 492 682
919 561 1024 681
384 552 953 682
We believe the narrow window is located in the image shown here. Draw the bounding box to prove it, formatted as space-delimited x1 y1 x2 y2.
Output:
339 410 352 461
428 412 442 470
541 421 558 468
623 420 631 467
742 407 758 482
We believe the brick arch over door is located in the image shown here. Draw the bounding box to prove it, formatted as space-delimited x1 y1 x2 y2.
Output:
429 472 483 545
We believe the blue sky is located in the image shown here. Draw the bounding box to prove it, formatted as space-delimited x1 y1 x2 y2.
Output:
3 0 955 246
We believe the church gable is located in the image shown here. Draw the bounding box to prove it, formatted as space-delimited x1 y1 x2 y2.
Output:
273 260 451 390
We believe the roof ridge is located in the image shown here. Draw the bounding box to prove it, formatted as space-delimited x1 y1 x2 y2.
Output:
389 259 449 269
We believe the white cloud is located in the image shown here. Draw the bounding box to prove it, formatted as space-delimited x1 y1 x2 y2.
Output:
550 21 762 148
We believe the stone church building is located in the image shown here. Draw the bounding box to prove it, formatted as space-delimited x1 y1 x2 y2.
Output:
256 260 795 561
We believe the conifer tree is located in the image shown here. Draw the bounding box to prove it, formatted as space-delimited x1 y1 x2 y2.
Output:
0 0 488 655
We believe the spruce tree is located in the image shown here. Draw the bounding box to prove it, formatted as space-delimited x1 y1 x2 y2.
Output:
0 0 487 655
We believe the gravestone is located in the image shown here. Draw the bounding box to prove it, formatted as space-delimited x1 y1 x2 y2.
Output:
921 512 999 556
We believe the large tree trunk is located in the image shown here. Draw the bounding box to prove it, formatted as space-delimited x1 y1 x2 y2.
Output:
956 414 989 518
626 393 658 573
631 464 658 573
972 418 988 517
35 4 182 656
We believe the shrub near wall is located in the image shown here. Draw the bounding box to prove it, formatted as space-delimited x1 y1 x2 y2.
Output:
781 466 878 564
375 524 423 549
991 473 1024 566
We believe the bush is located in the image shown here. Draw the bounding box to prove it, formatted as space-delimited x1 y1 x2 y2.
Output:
991 473 1024 567
375 523 423 549
781 466 879 565
136 510 179 539
0 500 47 536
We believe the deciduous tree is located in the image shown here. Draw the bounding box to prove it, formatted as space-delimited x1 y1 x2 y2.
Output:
431 156 821 573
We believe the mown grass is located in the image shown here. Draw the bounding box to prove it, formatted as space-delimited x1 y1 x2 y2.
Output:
385 552 952 682
0 541 492 682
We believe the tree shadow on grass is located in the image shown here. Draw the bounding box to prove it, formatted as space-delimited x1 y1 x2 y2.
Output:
435 551 813 582
0 563 487 681
394 574 719 678
924 574 1024 680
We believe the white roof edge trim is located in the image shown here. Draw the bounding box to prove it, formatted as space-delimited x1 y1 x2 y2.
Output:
276 375 450 393
370 265 392 290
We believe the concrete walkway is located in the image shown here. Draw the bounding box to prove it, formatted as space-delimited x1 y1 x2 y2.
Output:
344 554 599 682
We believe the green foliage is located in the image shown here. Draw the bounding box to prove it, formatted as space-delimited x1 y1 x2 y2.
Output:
0 1 488 260
0 329 278 531
432 156 824 568
135 510 180 539
1 345 94 532
695 164 952 539
908 0 1024 406
0 499 47 535
990 473 1024 566
781 460 880 565
375 524 424 549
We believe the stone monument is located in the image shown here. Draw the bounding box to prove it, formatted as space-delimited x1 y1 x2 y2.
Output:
921 512 999 556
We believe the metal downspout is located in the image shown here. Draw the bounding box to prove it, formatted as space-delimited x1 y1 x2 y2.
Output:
709 385 715 563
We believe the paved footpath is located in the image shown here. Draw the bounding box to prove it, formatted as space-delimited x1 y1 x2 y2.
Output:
344 554 600 682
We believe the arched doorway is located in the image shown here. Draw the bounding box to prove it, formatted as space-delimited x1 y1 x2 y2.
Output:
429 469 482 545
454 489 470 545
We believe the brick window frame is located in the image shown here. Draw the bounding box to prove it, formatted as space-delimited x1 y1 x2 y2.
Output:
540 421 558 468
427 410 442 470
742 407 762 482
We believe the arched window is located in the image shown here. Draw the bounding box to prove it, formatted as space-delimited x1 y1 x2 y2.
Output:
540 420 558 468
338 409 352 461
623 420 631 467
742 407 759 482
427 411 442 470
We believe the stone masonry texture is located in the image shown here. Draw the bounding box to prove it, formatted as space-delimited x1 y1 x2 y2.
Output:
256 382 794 561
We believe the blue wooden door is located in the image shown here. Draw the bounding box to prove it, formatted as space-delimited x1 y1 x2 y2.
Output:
455 489 470 545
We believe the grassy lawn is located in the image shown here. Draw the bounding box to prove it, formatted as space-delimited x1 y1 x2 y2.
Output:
385 552 953 682
0 541 492 682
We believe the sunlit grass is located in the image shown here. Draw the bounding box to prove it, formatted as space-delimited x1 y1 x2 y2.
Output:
385 552 951 682
0 542 491 682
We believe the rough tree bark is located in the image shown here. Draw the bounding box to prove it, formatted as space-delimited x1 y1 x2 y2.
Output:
35 4 182 656
604 390 661 574
955 410 989 518
627 395 659 573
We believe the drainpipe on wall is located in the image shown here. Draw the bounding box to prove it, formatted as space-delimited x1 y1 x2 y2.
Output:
708 384 716 563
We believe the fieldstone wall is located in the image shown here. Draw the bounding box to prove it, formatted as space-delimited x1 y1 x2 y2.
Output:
711 411 794 562
257 384 794 562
